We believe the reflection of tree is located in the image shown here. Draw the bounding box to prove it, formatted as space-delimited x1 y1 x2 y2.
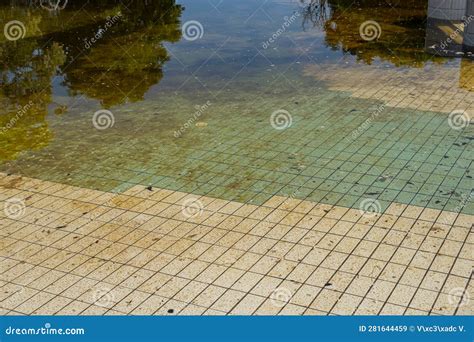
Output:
0 1 183 160
0 8 66 160
301 0 439 67
62 0 183 107
300 0 330 30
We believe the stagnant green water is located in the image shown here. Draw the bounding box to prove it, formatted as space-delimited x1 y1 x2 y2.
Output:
0 0 473 214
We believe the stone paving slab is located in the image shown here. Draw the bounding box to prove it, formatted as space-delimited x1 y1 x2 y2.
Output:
0 173 472 315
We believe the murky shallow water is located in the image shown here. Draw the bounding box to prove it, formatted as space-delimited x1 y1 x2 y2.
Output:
0 0 473 213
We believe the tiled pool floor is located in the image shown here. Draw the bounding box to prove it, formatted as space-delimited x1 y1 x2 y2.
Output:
3 65 473 215
304 59 474 113
1 173 472 315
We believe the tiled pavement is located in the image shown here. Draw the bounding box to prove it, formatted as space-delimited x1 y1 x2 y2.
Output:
0 172 472 315
304 59 474 114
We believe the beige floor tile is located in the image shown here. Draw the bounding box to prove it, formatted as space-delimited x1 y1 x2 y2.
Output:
379 303 406 315
213 268 246 288
57 300 91 315
291 284 321 307
211 289 246 313
14 292 56 314
33 295 72 315
310 289 342 312
279 303 306 315
387 284 417 307
131 295 167 315
154 300 187 316
251 276 283 297
191 285 226 308
179 304 207 315
2 174 472 316
112 290 150 314
409 288 439 311
356 298 384 315
254 298 284 315
230 294 266 315
366 280 396 302
287 264 316 283
431 293 458 315
174 281 208 303
331 293 363 315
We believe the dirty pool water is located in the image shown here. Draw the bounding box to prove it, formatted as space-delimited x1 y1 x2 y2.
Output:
0 0 473 214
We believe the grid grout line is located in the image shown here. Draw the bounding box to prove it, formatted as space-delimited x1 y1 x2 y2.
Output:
1 173 472 316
